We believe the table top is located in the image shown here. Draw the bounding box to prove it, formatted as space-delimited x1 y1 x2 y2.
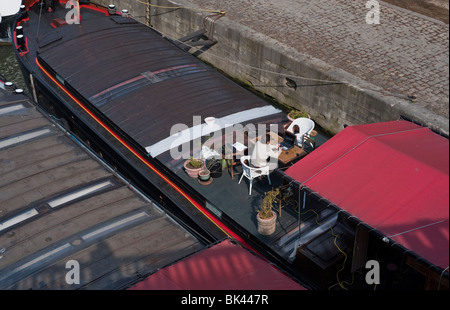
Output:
278 145 306 166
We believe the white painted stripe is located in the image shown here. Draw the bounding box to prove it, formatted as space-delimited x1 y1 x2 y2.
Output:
146 105 281 157
0 128 52 150
0 208 39 233
10 243 72 275
48 180 114 208
81 211 149 242
0 104 26 116
0 242 73 287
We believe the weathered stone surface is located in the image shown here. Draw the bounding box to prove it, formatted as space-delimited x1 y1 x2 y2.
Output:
105 0 449 135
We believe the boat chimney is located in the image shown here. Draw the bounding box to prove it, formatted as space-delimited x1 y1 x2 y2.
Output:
19 5 28 20
13 89 24 95
5 82 16 93
121 9 129 17
16 34 25 51
46 0 56 12
16 26 23 36
108 4 116 15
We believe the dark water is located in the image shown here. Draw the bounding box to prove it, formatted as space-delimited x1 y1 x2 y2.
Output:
0 44 26 91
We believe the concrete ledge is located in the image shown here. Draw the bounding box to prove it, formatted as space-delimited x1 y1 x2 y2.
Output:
95 0 148 23
123 0 449 136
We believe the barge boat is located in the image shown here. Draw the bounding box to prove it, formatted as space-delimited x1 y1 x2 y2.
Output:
13 0 326 289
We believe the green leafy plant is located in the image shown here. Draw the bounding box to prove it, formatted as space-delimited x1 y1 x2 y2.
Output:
288 109 308 119
206 158 227 170
187 156 203 169
258 188 280 219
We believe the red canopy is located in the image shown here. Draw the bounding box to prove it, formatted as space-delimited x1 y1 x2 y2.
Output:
129 239 306 290
285 121 449 269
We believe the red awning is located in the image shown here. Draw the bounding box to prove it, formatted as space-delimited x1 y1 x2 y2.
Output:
129 239 306 290
285 121 449 269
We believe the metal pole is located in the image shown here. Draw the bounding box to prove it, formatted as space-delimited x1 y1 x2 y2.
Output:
147 0 153 27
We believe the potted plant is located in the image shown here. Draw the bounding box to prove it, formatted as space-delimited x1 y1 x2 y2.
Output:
206 157 226 179
287 109 309 122
198 158 226 184
184 157 204 178
198 167 211 182
257 188 279 235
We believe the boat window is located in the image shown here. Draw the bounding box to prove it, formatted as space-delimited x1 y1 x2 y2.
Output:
55 74 65 85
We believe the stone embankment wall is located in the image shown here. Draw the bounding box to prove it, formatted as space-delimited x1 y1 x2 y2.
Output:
94 0 449 136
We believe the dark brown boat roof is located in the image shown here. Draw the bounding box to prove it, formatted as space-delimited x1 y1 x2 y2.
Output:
0 87 204 289
31 5 282 158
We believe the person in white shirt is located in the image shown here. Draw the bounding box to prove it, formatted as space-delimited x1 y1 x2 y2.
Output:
250 133 281 170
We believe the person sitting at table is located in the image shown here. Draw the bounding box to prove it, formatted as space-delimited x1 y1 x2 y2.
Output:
250 133 281 171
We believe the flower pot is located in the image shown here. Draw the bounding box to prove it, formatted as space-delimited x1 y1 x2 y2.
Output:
257 211 277 235
184 159 205 178
198 169 211 182
209 161 222 178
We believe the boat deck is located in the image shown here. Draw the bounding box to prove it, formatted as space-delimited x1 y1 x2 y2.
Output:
0 87 205 289
172 129 331 259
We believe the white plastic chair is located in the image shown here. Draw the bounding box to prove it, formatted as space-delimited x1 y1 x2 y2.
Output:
238 156 271 195
286 117 315 147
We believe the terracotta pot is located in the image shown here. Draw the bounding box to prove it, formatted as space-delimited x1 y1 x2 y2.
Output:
257 211 277 235
184 159 205 178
